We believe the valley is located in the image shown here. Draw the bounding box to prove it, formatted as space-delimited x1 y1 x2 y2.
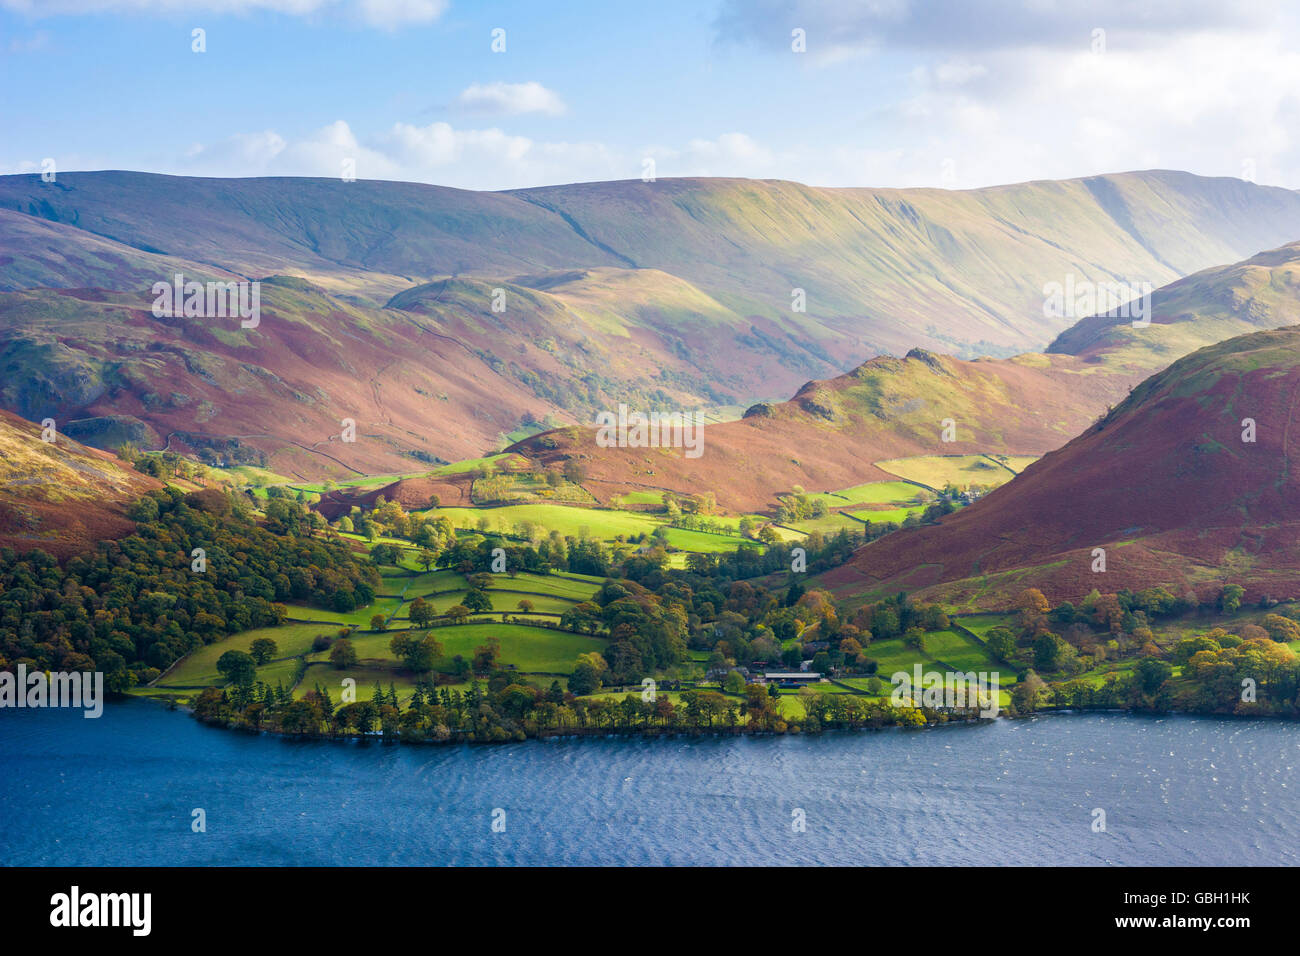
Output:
4 170 1300 743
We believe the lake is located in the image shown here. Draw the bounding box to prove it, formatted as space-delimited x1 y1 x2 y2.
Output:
2 701 1295 865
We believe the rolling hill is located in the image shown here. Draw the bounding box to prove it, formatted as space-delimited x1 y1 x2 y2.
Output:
0 408 159 556
3 169 1300 491
1048 240 1300 368
508 240 1300 513
4 169 1300 380
822 326 1300 609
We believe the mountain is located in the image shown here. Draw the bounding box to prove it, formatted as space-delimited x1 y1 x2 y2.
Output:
507 346 1144 512
4 169 1300 371
3 169 1300 485
823 326 1300 609
1048 240 1300 368
0 408 159 556
0 279 566 477
510 239 1300 513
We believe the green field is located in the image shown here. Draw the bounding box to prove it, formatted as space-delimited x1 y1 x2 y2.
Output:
847 505 927 525
783 512 870 535
420 503 754 553
873 454 1029 491
955 613 1014 638
610 490 667 506
156 623 333 687
324 622 606 674
827 480 930 505
922 629 1016 683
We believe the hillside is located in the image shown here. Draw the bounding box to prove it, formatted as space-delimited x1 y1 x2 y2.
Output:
0 279 564 477
0 408 159 556
4 169 1300 377
510 238 1300 513
822 326 1300 609
3 170 1300 490
1049 240 1300 367
506 346 1143 512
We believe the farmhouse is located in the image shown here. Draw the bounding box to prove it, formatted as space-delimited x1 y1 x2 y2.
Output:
763 671 823 688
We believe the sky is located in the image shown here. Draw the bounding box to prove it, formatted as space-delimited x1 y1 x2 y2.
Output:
2 0 1299 192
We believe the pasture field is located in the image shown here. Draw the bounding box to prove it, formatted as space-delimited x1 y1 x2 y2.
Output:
309 622 605 675
955 613 1015 638
472 472 596 505
860 637 923 676
433 453 514 476
847 505 927 526
284 593 405 628
420 503 753 554
290 473 417 494
827 480 931 505
432 624 606 673
424 503 655 538
156 623 332 688
610 490 665 506
783 512 870 535
997 455 1039 474
395 589 574 618
873 454 1027 491
922 629 1016 683
504 570 603 599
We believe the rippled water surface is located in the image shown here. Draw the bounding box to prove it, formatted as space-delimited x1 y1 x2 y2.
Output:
2 701 1295 865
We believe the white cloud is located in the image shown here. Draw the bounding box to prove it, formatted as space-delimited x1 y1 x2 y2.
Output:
455 81 567 116
173 119 619 189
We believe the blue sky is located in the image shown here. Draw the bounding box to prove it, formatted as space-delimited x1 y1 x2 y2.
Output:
3 0 1299 191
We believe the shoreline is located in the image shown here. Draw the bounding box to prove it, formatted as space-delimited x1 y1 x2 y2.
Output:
115 692 1291 748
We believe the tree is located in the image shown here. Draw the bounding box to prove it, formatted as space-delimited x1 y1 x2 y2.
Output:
569 660 601 696
417 548 437 572
411 634 443 673
1136 657 1173 696
985 627 1016 663
249 638 278 665
1220 584 1245 614
216 650 256 686
1012 670 1047 712
370 613 388 631
723 670 747 695
1033 633 1066 672
516 598 535 614
445 604 471 624
1016 588 1050 636
330 639 357 670
409 597 435 627
463 589 492 613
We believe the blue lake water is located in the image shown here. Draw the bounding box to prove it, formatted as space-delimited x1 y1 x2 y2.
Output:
1 700 1295 865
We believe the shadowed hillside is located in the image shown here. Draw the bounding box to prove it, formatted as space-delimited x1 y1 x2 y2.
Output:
823 326 1300 609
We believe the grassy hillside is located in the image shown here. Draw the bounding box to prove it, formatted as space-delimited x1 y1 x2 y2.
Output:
824 326 1300 608
0 408 159 555
5 169 1300 365
1049 240 1300 369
